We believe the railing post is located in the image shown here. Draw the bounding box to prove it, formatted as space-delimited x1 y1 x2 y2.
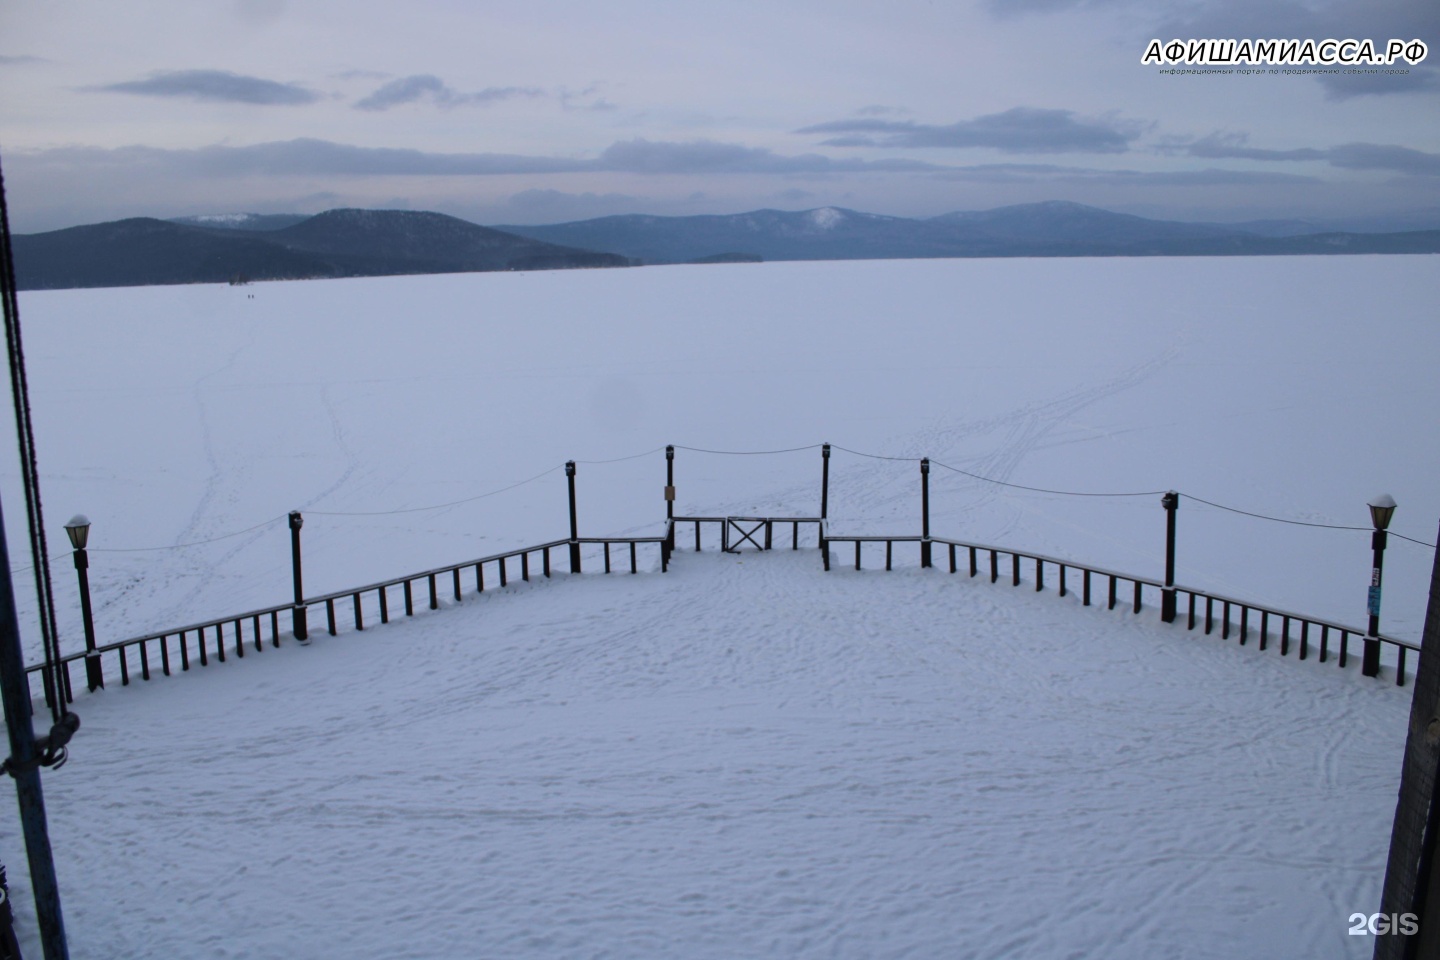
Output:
566 461 581 573
663 446 675 572
820 443 830 522
1161 491 1178 623
289 510 307 642
920 458 931 569
665 445 675 522
1364 527 1389 678
819 443 830 564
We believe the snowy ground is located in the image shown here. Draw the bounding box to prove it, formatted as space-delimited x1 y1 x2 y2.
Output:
15 551 1414 958
0 255 1436 956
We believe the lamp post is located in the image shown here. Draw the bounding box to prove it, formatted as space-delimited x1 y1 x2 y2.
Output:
63 515 101 692
289 511 307 642
566 462 581 573
1161 492 1179 623
1363 493 1396 679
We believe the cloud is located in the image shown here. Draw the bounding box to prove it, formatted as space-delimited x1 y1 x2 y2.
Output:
1183 133 1326 162
559 84 619 112
15 137 944 180
856 105 908 117
1326 142 1440 176
796 108 1140 154
0 55 47 66
1175 134 1440 175
931 162 1317 185
354 75 542 111
596 139 939 174
95 69 320 105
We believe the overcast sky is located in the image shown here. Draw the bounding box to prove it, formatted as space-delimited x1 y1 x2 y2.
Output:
1 0 1436 231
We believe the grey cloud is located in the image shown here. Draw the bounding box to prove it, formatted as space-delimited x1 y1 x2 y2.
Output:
1326 143 1440 175
559 84 619 112
596 139 940 174
931 162 1316 186
0 55 47 66
1176 134 1440 175
18 137 942 180
23 140 587 178
96 69 320 105
355 75 543 111
1185 133 1326 162
796 108 1139 154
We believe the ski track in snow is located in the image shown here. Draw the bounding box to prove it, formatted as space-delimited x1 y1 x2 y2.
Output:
12 549 1406 960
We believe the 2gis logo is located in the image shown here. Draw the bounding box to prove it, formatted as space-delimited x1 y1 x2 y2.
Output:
1349 912 1419 936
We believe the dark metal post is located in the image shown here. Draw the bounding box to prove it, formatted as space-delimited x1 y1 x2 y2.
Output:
1365 528 1388 678
819 443 831 562
1161 491 1178 623
289 511 307 642
566 462 581 573
820 443 830 522
663 446 675 571
0 498 71 959
920 458 931 569
665 445 675 522
71 546 101 691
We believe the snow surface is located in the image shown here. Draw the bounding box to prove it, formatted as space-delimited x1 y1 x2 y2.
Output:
11 552 1415 958
0 255 1435 956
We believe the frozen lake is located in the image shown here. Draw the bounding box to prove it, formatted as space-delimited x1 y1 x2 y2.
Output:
0 254 1436 957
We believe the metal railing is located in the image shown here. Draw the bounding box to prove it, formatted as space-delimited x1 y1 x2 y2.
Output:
24 524 673 704
817 526 1418 687
672 515 822 553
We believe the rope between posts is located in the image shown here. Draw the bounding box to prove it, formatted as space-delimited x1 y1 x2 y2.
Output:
929 458 1167 498
673 443 823 455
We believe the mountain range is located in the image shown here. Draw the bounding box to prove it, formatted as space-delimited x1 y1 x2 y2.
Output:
496 202 1440 263
11 209 628 291
11 201 1439 291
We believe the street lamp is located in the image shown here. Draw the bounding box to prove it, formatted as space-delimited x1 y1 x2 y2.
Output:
63 514 102 691
1362 494 1396 679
